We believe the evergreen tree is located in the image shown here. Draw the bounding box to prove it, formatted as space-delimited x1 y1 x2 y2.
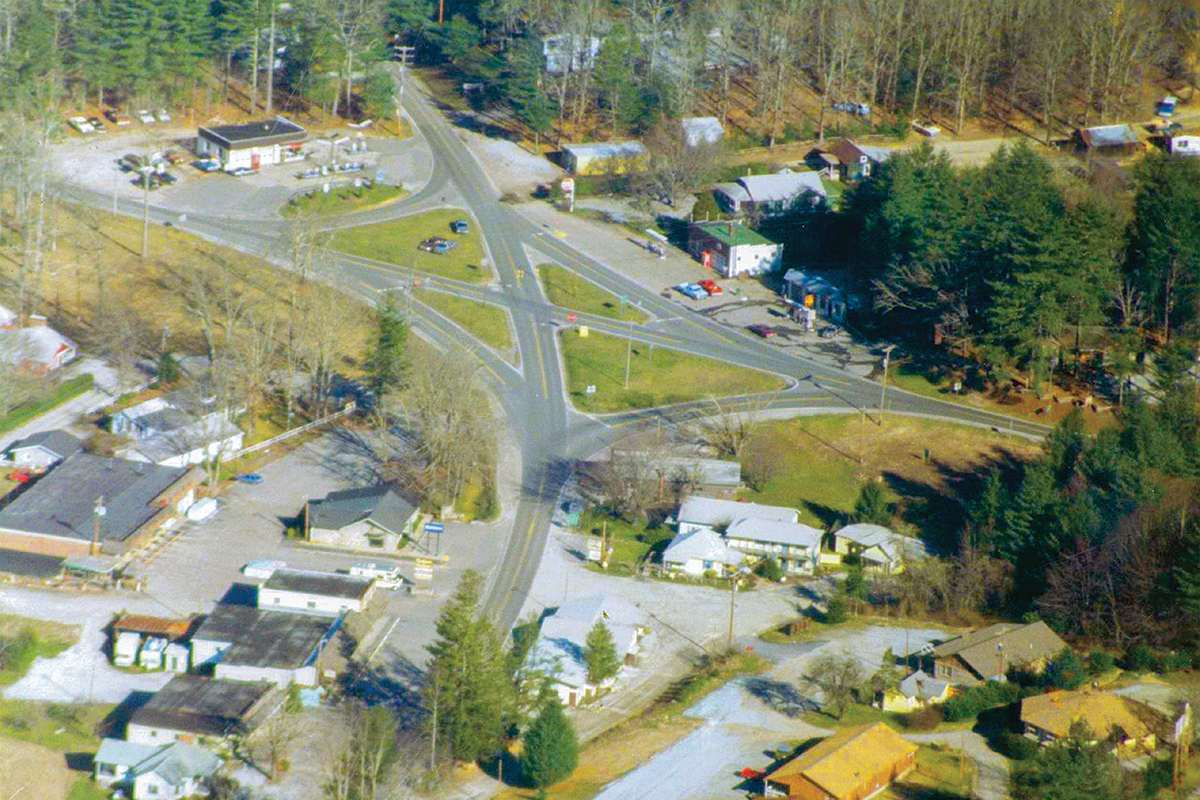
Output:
504 36 555 147
852 481 891 526
593 23 637 136
521 699 578 796
162 0 213 91
967 470 1008 551
1009 721 1121 800
425 570 513 764
824 589 849 624
364 293 409 394
72 0 121 106
1174 519 1200 640
116 0 171 96
584 620 620 684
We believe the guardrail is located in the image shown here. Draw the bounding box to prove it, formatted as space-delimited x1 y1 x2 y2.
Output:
222 402 356 461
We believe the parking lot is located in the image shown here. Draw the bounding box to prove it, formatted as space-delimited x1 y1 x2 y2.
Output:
49 121 433 220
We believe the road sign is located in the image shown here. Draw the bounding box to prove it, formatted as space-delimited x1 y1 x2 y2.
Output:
413 277 421 287
567 312 577 324
376 170 385 183
561 178 575 194
424 521 445 534
587 538 601 562
579 326 588 337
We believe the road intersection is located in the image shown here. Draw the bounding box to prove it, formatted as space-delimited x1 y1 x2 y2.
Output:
56 74 1050 640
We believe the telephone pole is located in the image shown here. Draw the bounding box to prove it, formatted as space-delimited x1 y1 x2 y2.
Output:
879 345 896 424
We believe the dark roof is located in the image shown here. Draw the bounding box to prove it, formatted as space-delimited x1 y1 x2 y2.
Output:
308 484 418 535
198 118 307 150
8 430 82 459
262 568 374 601
0 548 64 578
932 621 1068 678
130 675 273 738
0 454 194 544
193 604 335 669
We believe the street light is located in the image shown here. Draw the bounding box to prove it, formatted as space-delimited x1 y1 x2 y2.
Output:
880 345 896 424
728 565 751 650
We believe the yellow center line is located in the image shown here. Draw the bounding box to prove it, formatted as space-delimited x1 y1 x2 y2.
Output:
533 326 549 399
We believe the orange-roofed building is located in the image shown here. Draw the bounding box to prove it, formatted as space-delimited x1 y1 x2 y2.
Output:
764 722 917 800
1020 690 1161 753
112 615 194 640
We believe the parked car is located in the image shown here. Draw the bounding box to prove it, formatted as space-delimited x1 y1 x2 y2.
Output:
87 116 106 132
675 282 709 300
67 116 93 133
155 108 171 123
699 279 723 295
164 150 183 165
236 473 264 484
748 324 776 339
136 109 155 124
819 324 843 339
450 219 470 234
431 239 459 254
157 172 178 186
121 153 145 172
193 159 222 172
104 108 131 126
226 166 258 176
132 173 161 190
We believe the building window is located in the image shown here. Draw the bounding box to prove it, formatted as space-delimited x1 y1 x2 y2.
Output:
367 537 385 549
273 597 280 604
147 785 159 795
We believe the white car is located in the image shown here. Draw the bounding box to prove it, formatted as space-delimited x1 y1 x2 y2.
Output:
155 108 171 123
136 109 155 124
243 559 287 579
186 498 217 521
67 116 93 133
226 166 258 177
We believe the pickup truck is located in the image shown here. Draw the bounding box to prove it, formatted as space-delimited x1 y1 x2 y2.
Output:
349 563 403 588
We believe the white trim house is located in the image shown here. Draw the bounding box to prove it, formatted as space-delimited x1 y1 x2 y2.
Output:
724 518 823 575
662 527 745 576
676 497 798 536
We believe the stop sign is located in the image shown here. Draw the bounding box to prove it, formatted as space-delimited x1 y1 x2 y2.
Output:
413 278 421 287
567 312 577 324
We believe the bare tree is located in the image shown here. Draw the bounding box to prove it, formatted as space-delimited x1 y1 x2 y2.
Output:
92 304 149 395
807 651 865 720
251 708 305 780
697 393 775 460
641 120 725 206
229 305 279 439
319 702 404 800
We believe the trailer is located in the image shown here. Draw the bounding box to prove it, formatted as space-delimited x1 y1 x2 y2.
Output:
113 631 141 667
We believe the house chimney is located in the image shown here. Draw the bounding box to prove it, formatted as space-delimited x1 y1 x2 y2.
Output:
92 496 106 556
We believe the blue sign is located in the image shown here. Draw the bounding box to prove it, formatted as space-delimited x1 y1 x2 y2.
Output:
425 522 445 534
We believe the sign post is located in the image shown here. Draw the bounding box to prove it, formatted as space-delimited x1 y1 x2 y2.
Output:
561 178 575 212
567 312 577 324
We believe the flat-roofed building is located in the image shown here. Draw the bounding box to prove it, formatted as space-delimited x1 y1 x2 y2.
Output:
196 117 307 170
258 568 376 615
126 675 276 746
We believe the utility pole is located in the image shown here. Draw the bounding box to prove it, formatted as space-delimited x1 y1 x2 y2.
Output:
141 140 151 260
265 0 277 113
879 344 895 424
438 0 444 23
624 319 634 389
727 573 738 650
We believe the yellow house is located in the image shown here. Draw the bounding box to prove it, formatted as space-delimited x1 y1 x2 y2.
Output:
881 670 955 713
1020 690 1161 753
824 524 926 574
561 141 649 175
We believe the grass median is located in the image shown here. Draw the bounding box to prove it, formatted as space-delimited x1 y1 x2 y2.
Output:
329 208 490 283
282 182 405 216
537 264 649 322
560 327 785 413
420 290 514 355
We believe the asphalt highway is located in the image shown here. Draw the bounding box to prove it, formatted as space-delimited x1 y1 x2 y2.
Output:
55 72 1050 640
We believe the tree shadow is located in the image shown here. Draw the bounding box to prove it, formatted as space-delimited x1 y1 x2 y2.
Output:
337 655 428 730
802 501 843 530
97 691 154 739
65 752 94 772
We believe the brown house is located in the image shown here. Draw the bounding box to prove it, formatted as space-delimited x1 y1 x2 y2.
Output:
764 722 917 800
931 621 1067 686
1021 690 1161 753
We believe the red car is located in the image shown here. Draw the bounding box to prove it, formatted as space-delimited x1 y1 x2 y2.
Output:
748 324 776 339
699 279 723 295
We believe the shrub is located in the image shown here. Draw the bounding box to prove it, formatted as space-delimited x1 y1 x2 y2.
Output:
1087 651 1115 675
691 191 722 222
903 705 943 731
997 731 1040 761
824 591 849 624
1161 651 1191 672
1123 644 1160 673
755 557 784 583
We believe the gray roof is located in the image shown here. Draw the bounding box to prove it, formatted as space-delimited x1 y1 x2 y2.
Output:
618 455 741 487
130 675 273 738
737 171 826 203
0 325 75 367
678 497 798 527
131 415 243 464
663 528 745 568
931 621 1068 679
136 741 223 788
834 524 927 563
262 568 374 601
0 454 193 544
714 182 751 204
1079 124 1139 148
7 430 82 460
562 141 648 160
96 738 159 767
193 604 335 669
198 117 307 149
898 669 948 701
308 484 417 535
725 518 823 549
530 595 647 689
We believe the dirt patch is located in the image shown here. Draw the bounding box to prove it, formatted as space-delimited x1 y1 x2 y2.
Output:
0 738 72 799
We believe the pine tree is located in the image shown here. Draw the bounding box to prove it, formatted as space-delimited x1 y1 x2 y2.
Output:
504 36 555 148
521 700 578 796
1174 520 1200 640
852 481 891 526
593 23 636 136
584 620 620 685
72 0 121 107
162 0 213 91
364 294 408 394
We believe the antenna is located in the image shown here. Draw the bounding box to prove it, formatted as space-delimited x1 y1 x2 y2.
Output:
92 495 106 556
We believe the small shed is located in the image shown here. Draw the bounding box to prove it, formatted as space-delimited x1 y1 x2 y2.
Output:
163 644 189 673
1074 124 1143 158
114 631 141 667
564 500 584 527
139 637 168 670
560 141 648 175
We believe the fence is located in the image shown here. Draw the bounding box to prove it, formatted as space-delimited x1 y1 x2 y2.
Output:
222 402 356 461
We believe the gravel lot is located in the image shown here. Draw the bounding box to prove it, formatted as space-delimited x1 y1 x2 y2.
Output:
450 122 565 198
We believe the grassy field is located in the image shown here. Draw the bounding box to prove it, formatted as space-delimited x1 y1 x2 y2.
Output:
537 264 649 322
560 328 786 413
885 744 977 799
420 290 514 355
282 182 405 216
575 508 675 568
0 374 94 434
0 615 80 686
738 415 1041 544
0 699 114 752
330 208 490 283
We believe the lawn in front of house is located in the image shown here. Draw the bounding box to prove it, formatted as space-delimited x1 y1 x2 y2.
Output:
575 508 676 568
883 744 977 799
329 208 490 283
559 328 786 413
420 290 515 355
537 264 649 322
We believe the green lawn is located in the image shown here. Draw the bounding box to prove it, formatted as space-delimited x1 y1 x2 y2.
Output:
0 700 115 752
420 291 514 353
821 178 846 210
537 264 649 322
560 328 786 413
282 182 405 216
68 777 113 800
0 374 94 434
329 208 490 283
577 509 675 568
0 618 79 686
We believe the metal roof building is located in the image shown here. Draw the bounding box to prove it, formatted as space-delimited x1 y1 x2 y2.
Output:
126 675 276 745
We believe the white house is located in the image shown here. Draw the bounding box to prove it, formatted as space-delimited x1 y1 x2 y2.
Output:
94 738 223 800
662 527 746 576
196 117 307 170
1169 135 1200 155
681 116 725 147
111 393 244 468
713 170 826 217
525 595 649 707
676 496 798 536
258 568 376 615
724 517 823 575
5 430 82 470
687 220 784 278
0 308 77 374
